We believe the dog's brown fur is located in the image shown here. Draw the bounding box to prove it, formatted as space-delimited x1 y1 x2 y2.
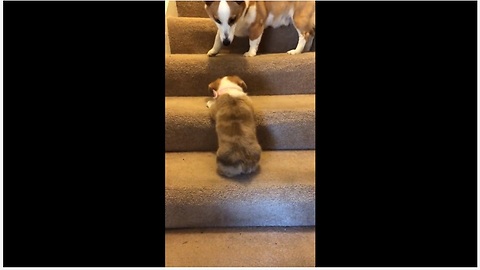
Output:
249 1 315 41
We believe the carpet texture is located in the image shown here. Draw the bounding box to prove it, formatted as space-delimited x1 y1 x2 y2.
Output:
166 95 315 151
175 0 209 18
165 1 316 265
166 53 315 96
165 151 315 228
166 226 315 267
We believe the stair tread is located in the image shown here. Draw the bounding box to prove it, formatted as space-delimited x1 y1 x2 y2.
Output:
166 94 315 115
165 150 315 228
165 52 315 96
165 95 316 151
166 226 315 267
166 150 315 188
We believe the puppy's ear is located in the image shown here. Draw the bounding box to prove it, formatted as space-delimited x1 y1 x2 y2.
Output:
237 79 247 91
208 81 217 93
230 76 247 91
205 1 214 6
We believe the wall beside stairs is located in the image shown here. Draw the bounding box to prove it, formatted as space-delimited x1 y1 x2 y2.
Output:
165 0 178 54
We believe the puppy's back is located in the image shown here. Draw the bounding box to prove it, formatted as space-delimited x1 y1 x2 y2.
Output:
213 94 261 177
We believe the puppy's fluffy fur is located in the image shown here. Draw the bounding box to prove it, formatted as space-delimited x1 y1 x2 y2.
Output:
207 75 261 177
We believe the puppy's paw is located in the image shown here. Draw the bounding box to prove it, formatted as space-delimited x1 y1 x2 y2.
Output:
207 49 219 57
206 100 215 108
243 51 257 57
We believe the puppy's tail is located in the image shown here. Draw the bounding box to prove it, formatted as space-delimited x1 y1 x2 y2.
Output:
216 145 261 177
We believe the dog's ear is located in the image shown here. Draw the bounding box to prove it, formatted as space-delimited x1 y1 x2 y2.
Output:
204 1 214 6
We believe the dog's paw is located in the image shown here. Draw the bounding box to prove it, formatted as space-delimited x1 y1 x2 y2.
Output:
207 49 219 57
287 49 301 55
243 51 257 57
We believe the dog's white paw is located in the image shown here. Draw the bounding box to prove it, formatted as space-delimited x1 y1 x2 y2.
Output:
287 49 301 55
207 49 219 57
243 51 257 57
206 100 214 108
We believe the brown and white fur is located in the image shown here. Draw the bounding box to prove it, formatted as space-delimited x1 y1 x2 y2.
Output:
204 1 315 57
206 75 261 177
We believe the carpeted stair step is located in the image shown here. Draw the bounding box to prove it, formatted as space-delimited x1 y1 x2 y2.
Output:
165 95 315 152
167 17 314 55
165 150 315 228
165 53 315 96
175 1 209 18
166 226 315 267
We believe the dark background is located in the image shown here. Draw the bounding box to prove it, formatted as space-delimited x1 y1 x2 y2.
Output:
316 1 477 267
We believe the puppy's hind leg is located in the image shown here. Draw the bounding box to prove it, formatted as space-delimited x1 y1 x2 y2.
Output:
207 30 222 56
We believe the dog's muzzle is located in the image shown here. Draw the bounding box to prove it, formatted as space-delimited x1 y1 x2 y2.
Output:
223 39 231 46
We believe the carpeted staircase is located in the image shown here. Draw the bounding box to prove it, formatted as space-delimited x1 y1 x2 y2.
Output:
165 1 315 267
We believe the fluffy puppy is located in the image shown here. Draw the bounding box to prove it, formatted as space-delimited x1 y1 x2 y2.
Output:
206 75 261 177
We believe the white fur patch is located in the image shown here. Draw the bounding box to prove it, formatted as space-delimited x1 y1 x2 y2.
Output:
217 0 235 42
217 0 230 24
265 8 294 28
287 27 307 55
214 77 247 97
224 88 247 98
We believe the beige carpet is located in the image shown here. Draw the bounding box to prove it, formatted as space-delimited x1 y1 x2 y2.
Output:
166 226 315 267
175 1 209 18
165 95 315 151
165 52 315 96
165 1 316 266
166 151 315 228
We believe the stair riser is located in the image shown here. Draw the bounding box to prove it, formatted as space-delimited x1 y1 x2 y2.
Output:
175 1 209 18
166 190 315 228
165 53 315 96
165 113 315 151
167 17 315 55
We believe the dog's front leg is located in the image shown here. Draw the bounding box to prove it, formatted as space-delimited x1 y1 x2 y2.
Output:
244 24 263 57
207 30 222 57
